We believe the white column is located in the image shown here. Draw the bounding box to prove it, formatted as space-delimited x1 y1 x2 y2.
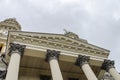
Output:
102 60 120 80
5 53 21 80
49 58 63 80
75 55 98 80
46 49 63 80
82 64 98 80
109 68 120 80
5 43 26 80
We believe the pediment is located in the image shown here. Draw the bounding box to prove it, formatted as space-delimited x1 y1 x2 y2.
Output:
7 31 109 58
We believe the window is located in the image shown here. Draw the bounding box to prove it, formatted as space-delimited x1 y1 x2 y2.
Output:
40 75 51 80
68 78 79 80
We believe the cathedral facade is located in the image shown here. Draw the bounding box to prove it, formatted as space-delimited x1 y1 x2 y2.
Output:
0 18 119 80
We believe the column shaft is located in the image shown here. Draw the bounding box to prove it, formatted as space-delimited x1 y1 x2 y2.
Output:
49 59 63 80
5 43 26 80
82 64 98 80
75 55 98 80
109 68 120 80
46 49 63 80
6 53 21 80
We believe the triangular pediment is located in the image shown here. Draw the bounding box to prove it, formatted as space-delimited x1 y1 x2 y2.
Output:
8 31 109 58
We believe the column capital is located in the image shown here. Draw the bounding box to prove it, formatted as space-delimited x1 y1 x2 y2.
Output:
101 59 115 72
8 43 26 56
75 55 90 67
45 49 60 62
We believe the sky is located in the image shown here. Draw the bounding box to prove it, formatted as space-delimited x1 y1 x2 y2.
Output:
0 0 120 72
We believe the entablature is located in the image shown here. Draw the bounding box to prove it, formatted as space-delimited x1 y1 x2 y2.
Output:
7 31 110 58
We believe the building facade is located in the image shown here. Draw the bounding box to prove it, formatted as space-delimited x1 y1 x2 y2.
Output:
0 18 120 80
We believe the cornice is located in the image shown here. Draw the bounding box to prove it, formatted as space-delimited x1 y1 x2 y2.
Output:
9 31 110 52
8 32 109 58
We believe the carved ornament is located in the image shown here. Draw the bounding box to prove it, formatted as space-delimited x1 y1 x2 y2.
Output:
45 49 60 62
8 43 26 56
101 59 115 72
75 55 90 67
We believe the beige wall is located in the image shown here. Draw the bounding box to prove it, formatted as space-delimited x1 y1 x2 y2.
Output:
19 75 40 80
19 68 87 80
19 68 51 80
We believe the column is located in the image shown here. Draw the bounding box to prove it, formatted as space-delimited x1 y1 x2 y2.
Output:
5 43 26 80
45 49 63 80
101 59 120 80
75 55 98 80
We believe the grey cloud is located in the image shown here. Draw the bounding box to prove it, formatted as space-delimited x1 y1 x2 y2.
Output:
0 0 120 71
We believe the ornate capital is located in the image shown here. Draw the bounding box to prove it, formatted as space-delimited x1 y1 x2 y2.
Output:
101 59 115 72
75 55 90 67
45 49 60 62
8 43 26 56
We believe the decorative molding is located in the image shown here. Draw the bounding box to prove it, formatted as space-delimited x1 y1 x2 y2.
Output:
101 59 115 72
45 49 60 62
75 55 90 67
8 43 26 56
9 33 109 58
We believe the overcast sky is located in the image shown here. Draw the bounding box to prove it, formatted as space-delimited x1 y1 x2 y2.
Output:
0 0 120 72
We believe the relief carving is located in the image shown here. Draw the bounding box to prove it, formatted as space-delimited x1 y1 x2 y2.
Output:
8 43 26 56
45 49 60 62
